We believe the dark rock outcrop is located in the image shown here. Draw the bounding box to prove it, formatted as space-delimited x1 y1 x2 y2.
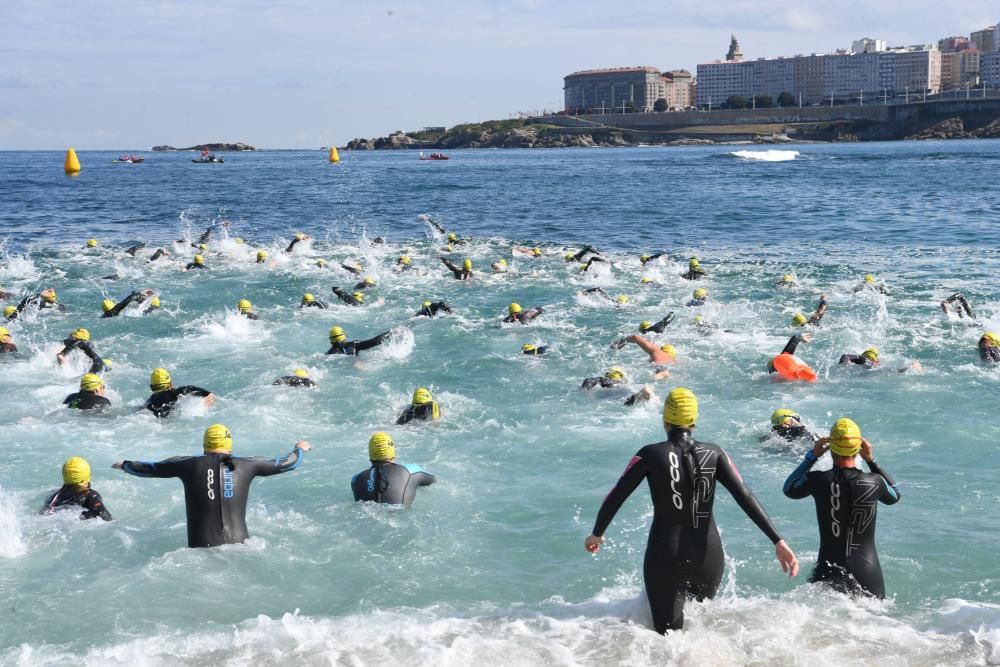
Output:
905 117 967 140
152 142 256 152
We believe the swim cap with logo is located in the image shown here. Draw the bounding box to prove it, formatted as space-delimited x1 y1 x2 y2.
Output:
329 326 346 343
412 387 433 406
150 367 172 391
62 457 91 486
829 418 862 456
639 321 653 332
203 424 233 453
102 299 115 313
302 293 315 303
369 432 395 461
353 292 365 303
71 328 90 342
238 299 252 313
80 373 103 392
605 368 625 382
862 347 879 362
663 387 698 428
770 408 799 427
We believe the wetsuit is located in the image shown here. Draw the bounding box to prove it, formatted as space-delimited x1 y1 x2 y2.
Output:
273 375 316 387
582 287 612 301
503 308 543 324
63 391 111 411
145 386 212 418
581 376 623 390
640 253 666 265
642 313 675 334
783 453 900 598
580 257 606 272
523 346 548 356
332 287 363 306
121 447 305 547
839 354 877 368
125 243 146 256
326 331 391 356
396 402 440 424
980 345 1000 364
17 294 65 314
565 246 599 263
593 429 783 633
686 297 707 307
301 299 328 309
427 218 447 235
41 485 112 521
148 248 168 262
0 341 16 353
285 237 306 253
773 423 818 443
354 279 376 291
102 291 144 318
681 268 706 280
185 261 205 270
441 258 472 280
941 293 975 318
351 461 435 507
767 334 805 373
807 296 828 326
341 263 362 275
57 338 106 374
197 227 213 245
416 301 452 317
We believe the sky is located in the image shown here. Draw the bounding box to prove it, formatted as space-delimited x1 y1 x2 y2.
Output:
1 1 997 149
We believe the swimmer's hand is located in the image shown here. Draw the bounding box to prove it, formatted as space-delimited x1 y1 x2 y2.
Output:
859 437 873 462
295 440 312 452
800 333 814 343
584 534 604 553
203 393 216 407
812 438 831 459
775 539 799 577
111 461 124 470
56 354 65 365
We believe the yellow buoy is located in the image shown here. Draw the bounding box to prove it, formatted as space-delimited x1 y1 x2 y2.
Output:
64 148 81 174
329 147 340 163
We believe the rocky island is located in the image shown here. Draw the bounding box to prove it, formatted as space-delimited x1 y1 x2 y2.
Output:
151 142 257 152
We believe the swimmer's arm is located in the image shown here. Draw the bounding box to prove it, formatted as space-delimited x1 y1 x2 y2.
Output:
331 288 352 305
591 454 647 538
866 460 901 504
581 377 601 390
82 491 112 521
253 441 311 477
782 334 804 356
118 457 189 478
396 408 414 425
106 292 140 318
175 385 211 398
403 464 435 487
717 450 783 543
628 335 659 357
782 450 818 499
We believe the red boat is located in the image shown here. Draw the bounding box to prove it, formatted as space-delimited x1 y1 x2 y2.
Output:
419 152 449 161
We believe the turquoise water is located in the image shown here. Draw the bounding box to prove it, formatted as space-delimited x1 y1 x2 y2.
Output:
1 143 999 665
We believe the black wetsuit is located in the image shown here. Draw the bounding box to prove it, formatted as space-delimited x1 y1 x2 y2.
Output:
686 297 707 307
63 391 111 411
41 485 112 521
354 280 376 291
185 262 205 270
273 375 316 387
783 453 900 598
301 300 328 309
640 253 666 265
503 308 543 324
326 331 391 356
593 429 783 633
17 294 65 314
285 237 306 253
57 339 105 374
807 296 828 326
102 291 143 318
580 257 606 272
441 258 472 280
565 246 599 263
773 424 818 443
416 301 452 317
351 461 435 507
839 354 877 368
980 346 1000 364
341 263 362 275
642 313 675 334
941 293 975 318
767 334 805 373
332 287 362 306
148 248 167 262
523 346 548 356
197 227 213 245
581 376 623 390
125 243 146 256
122 447 305 547
396 402 439 424
145 386 212 418
681 268 707 280
240 311 260 321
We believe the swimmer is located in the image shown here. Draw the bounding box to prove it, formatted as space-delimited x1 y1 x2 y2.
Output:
579 256 607 273
445 232 467 246
63 373 111 411
681 257 706 280
580 287 628 305
326 325 391 356
148 248 169 262
332 287 366 306
0 326 15 352
687 288 709 307
354 276 377 291
491 258 509 273
101 289 154 318
422 215 447 235
564 245 599 263
640 252 667 265
941 292 975 319
521 343 548 356
792 294 828 328
56 328 106 374
315 259 329 269
41 457 112 521
775 274 798 288
85 239 98 249
415 300 453 317
396 255 413 271
285 232 309 253
512 246 543 258
125 242 146 256
341 261 363 275
351 432 435 506
979 332 1000 363
3 305 17 322
237 299 259 320
692 315 717 335
839 347 880 368
503 303 543 325
256 250 268 264
142 296 161 315
15 289 65 314
616 334 676 368
637 313 675 335
0 284 10 299
396 387 441 424
441 257 474 280
581 367 626 390
767 333 813 373
300 293 328 309
783 418 899 599
768 409 819 444
273 369 316 387
145 367 215 418
114 424 311 547
639 277 661 287
184 254 206 271
854 274 890 295
585 388 798 633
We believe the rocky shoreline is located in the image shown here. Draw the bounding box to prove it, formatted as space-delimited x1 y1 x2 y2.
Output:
151 142 256 152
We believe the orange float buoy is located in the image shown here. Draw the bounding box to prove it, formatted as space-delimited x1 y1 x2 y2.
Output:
771 353 817 382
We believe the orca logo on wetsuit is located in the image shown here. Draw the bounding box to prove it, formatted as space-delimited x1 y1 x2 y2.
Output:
830 482 840 537
668 451 683 510
206 468 215 500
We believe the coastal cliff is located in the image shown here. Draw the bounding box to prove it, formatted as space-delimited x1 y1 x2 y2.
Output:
151 142 256 152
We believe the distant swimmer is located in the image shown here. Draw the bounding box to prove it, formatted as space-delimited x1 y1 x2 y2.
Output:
85 239 98 249
638 313 675 335
396 255 413 271
979 332 1000 363
315 259 329 269
563 245 599 263
639 277 661 287
184 254 206 271
0 326 17 353
692 315 717 335
446 232 467 246
512 246 543 258
415 300 452 317
396 387 441 424
326 325 391 356
492 258 509 273
147 248 169 262
56 328 106 374
580 287 629 305
686 288 709 307
114 424 311 547
639 252 667 265
767 332 813 374
332 286 366 306
839 347 880 368
441 257 474 280
351 432 435 507
354 276 377 291
768 409 818 444
256 250 268 264
285 232 310 253
0 284 9 299
615 335 676 374
63 373 111 411
941 292 975 319
125 243 146 256
854 274 890 295
341 261 363 275
101 289 154 318
504 302 543 324
585 388 798 633
41 457 112 521
578 256 607 273
273 369 316 387
300 293 328 309
775 274 799 288
521 343 547 356
422 215 448 235
145 367 215 418
581 367 626 390
15 289 65 314
783 418 899 599
237 299 259 320
791 294 828 328
681 257 706 280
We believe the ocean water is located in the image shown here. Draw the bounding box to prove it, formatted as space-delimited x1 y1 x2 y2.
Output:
1 142 999 666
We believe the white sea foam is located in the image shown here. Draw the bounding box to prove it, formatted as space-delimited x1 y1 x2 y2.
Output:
730 149 800 161
0 485 27 558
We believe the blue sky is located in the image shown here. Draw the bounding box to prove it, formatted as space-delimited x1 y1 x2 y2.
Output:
1 1 996 149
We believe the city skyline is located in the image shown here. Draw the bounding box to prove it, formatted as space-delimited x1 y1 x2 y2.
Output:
1 1 998 149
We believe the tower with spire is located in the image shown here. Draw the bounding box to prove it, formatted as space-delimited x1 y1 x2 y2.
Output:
726 34 744 62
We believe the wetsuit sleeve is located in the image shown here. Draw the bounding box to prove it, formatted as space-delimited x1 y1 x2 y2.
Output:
592 453 647 537
781 334 803 356
440 258 460 275
175 385 212 397
75 341 105 373
396 407 415 425
106 291 140 317
437 302 452 313
332 287 353 304
581 377 600 390
716 449 783 544
247 447 306 477
122 456 189 478
782 450 818 499
355 331 391 352
650 313 675 333
808 297 827 325
839 354 866 365
148 248 166 261
198 227 212 244
866 460 901 505
16 295 37 314
82 490 113 521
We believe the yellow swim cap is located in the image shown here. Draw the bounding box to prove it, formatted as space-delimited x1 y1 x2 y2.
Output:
564 252 575 261
238 299 252 313
71 328 90 342
352 291 365 303
0 326 8 338
829 418 862 456
615 294 629 304
782 274 794 283
771 408 799 427
412 387 433 406
399 255 411 265
639 320 653 332
203 424 233 453
42 290 57 303
522 343 536 352
329 326 346 343
194 254 205 265
862 347 879 362
150 367 172 391
102 299 115 313
508 303 522 315
865 274 875 284
80 373 103 392
198 243 207 251
363 276 376 286
369 432 395 461
257 250 267 261
296 232 306 241
62 457 91 486
302 293 315 303
3 306 15 318
792 313 808 327
448 232 457 241
444 245 454 253
663 387 698 428
422 300 432 308
689 258 700 267
640 254 650 263
462 258 472 271
983 332 1000 346
532 247 541 257
693 288 707 300
316 259 327 267
148 296 161 308
86 239 97 248
293 369 309 378
235 238 245 245
498 258 507 266
693 315 703 323
660 344 676 358
605 367 625 382
640 277 653 284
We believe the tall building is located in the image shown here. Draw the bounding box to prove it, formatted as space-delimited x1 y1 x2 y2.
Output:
970 25 999 52
661 70 696 109
938 36 971 53
939 50 981 89
982 51 1000 86
563 67 666 113
852 38 886 53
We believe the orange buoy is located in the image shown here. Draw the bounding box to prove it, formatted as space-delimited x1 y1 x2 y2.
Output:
771 353 817 382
